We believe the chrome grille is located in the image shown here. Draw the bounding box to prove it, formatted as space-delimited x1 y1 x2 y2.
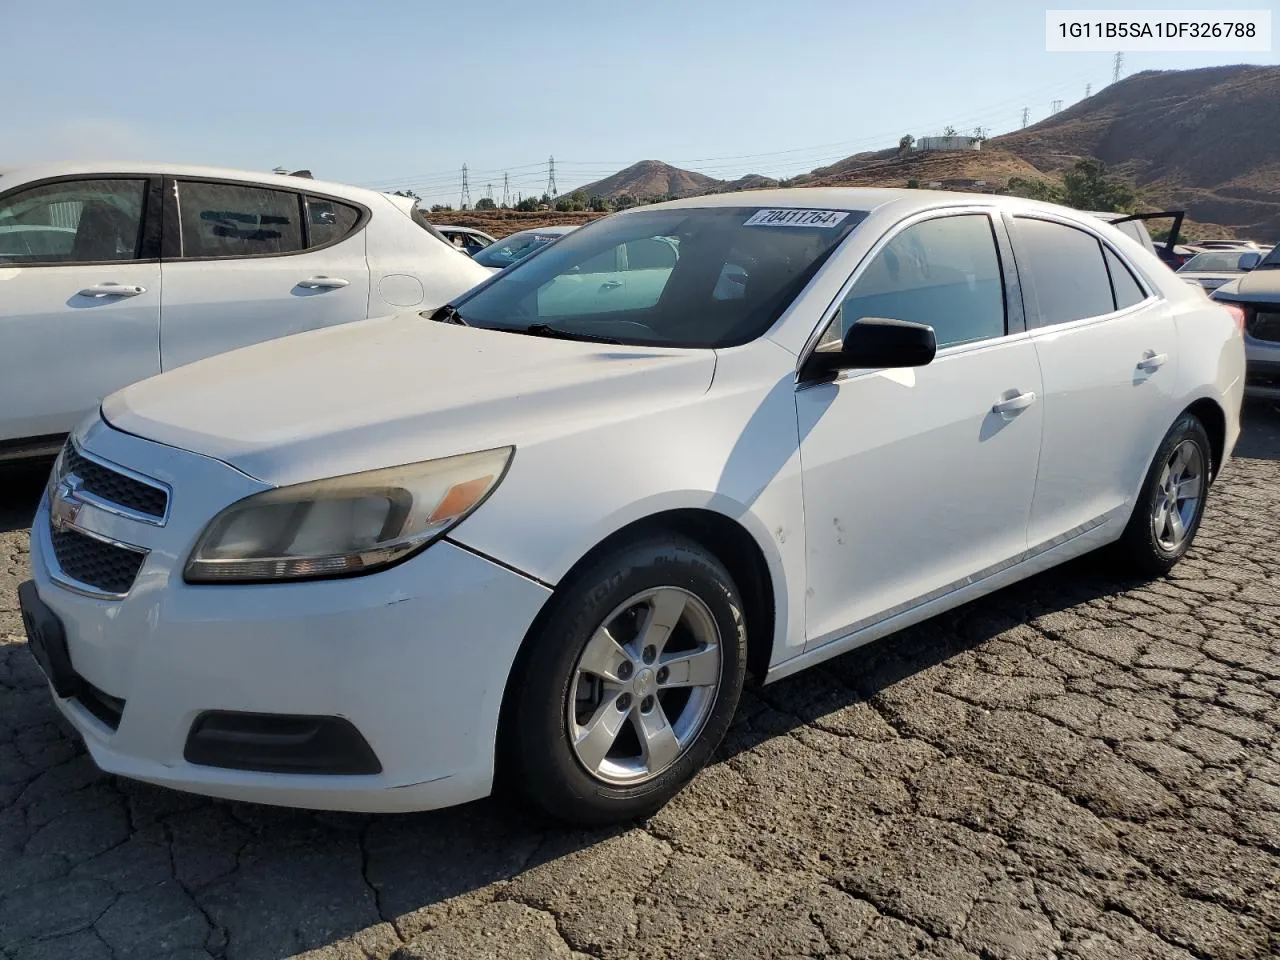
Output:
49 527 146 596
61 444 168 520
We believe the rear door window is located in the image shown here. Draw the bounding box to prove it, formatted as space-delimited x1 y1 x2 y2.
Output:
1014 218 1116 326
177 181 303 258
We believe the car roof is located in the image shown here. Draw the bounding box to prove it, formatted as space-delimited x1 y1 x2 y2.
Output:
0 161 391 206
434 225 492 235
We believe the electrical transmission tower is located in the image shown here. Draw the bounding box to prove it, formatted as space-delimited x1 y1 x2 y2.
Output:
485 183 493 202
1113 52 1124 83
501 173 510 207
1051 99 1063 115
1085 82 1092 98
459 164 472 209
546 156 558 198
1021 107 1029 128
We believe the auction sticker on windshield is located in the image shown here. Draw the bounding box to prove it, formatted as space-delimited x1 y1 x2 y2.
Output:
744 209 850 228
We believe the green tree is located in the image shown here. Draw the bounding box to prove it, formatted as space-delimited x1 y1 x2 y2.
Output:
1061 159 1137 212
906 178 921 189
898 134 914 155
588 194 610 212
474 197 497 210
429 203 453 213
1005 176 1065 204
514 196 539 212
942 125 958 137
614 193 638 210
392 189 420 199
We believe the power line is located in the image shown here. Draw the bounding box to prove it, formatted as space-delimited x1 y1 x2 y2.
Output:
546 156 557 198
459 164 471 209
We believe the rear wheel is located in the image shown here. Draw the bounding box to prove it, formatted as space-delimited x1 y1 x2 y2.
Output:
1113 413 1212 577
505 536 746 825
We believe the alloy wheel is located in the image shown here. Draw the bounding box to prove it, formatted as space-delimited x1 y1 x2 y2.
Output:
567 586 722 786
1151 439 1204 551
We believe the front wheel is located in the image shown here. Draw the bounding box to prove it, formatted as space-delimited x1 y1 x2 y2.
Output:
1113 413 1212 577
505 536 747 825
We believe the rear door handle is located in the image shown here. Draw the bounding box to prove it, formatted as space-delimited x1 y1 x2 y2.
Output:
78 283 145 298
297 276 349 289
992 391 1037 415
1137 351 1168 371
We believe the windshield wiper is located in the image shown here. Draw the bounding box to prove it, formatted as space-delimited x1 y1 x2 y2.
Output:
520 323 622 345
428 304 468 325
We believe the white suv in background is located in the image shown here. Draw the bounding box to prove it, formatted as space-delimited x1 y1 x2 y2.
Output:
0 164 492 461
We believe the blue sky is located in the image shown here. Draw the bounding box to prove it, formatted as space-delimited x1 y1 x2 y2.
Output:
4 0 1275 205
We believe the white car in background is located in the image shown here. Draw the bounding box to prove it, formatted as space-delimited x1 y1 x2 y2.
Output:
0 163 491 461
434 225 497 256
20 189 1243 824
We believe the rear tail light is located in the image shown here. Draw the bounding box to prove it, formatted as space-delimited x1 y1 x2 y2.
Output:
1220 303 1247 334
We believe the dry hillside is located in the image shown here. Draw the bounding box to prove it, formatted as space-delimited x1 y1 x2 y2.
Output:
995 64 1280 239
569 160 720 201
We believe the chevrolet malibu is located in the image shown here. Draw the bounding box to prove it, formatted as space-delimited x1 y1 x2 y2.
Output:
20 189 1245 824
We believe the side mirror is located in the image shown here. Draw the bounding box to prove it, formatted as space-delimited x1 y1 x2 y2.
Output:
802 317 937 381
1238 252 1262 271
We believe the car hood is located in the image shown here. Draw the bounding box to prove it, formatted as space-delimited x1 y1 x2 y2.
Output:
1218 268 1280 302
102 314 716 486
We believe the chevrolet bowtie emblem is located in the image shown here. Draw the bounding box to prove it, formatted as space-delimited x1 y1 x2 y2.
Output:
50 476 84 532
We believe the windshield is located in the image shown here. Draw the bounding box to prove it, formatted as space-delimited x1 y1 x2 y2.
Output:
472 230 567 268
452 206 866 348
1179 251 1251 272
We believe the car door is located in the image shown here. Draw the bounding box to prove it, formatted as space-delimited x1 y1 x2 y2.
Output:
0 176 162 449
159 179 371 371
1010 214 1179 546
796 211 1044 647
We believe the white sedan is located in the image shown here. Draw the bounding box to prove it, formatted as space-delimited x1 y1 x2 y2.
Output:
0 163 491 461
19 189 1244 824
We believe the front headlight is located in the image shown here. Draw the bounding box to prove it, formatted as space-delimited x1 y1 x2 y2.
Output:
184 447 512 583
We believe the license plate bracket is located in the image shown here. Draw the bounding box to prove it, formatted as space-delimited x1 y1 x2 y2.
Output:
18 581 81 699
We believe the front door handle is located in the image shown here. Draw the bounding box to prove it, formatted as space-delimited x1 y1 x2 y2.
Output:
1137 351 1168 371
599 279 623 290
992 391 1037 415
297 276 349 289
78 283 145 298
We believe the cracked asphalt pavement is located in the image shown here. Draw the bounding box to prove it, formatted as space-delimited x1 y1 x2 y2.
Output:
2 402 1279 960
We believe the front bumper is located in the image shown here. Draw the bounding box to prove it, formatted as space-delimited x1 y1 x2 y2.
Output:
28 423 552 813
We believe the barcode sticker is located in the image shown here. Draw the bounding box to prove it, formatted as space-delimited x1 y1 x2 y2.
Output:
744 208 850 228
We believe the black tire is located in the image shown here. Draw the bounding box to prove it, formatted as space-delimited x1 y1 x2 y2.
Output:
504 535 747 825
1113 413 1213 577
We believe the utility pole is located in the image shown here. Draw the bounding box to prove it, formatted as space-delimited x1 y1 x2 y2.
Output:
546 156 558 198
1021 107 1029 128
1051 99 1063 115
501 173 511 208
1113 52 1124 83
459 164 472 210
1085 82 1092 98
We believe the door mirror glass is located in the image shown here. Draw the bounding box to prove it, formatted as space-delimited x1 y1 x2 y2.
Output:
1238 251 1262 271
804 317 936 380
